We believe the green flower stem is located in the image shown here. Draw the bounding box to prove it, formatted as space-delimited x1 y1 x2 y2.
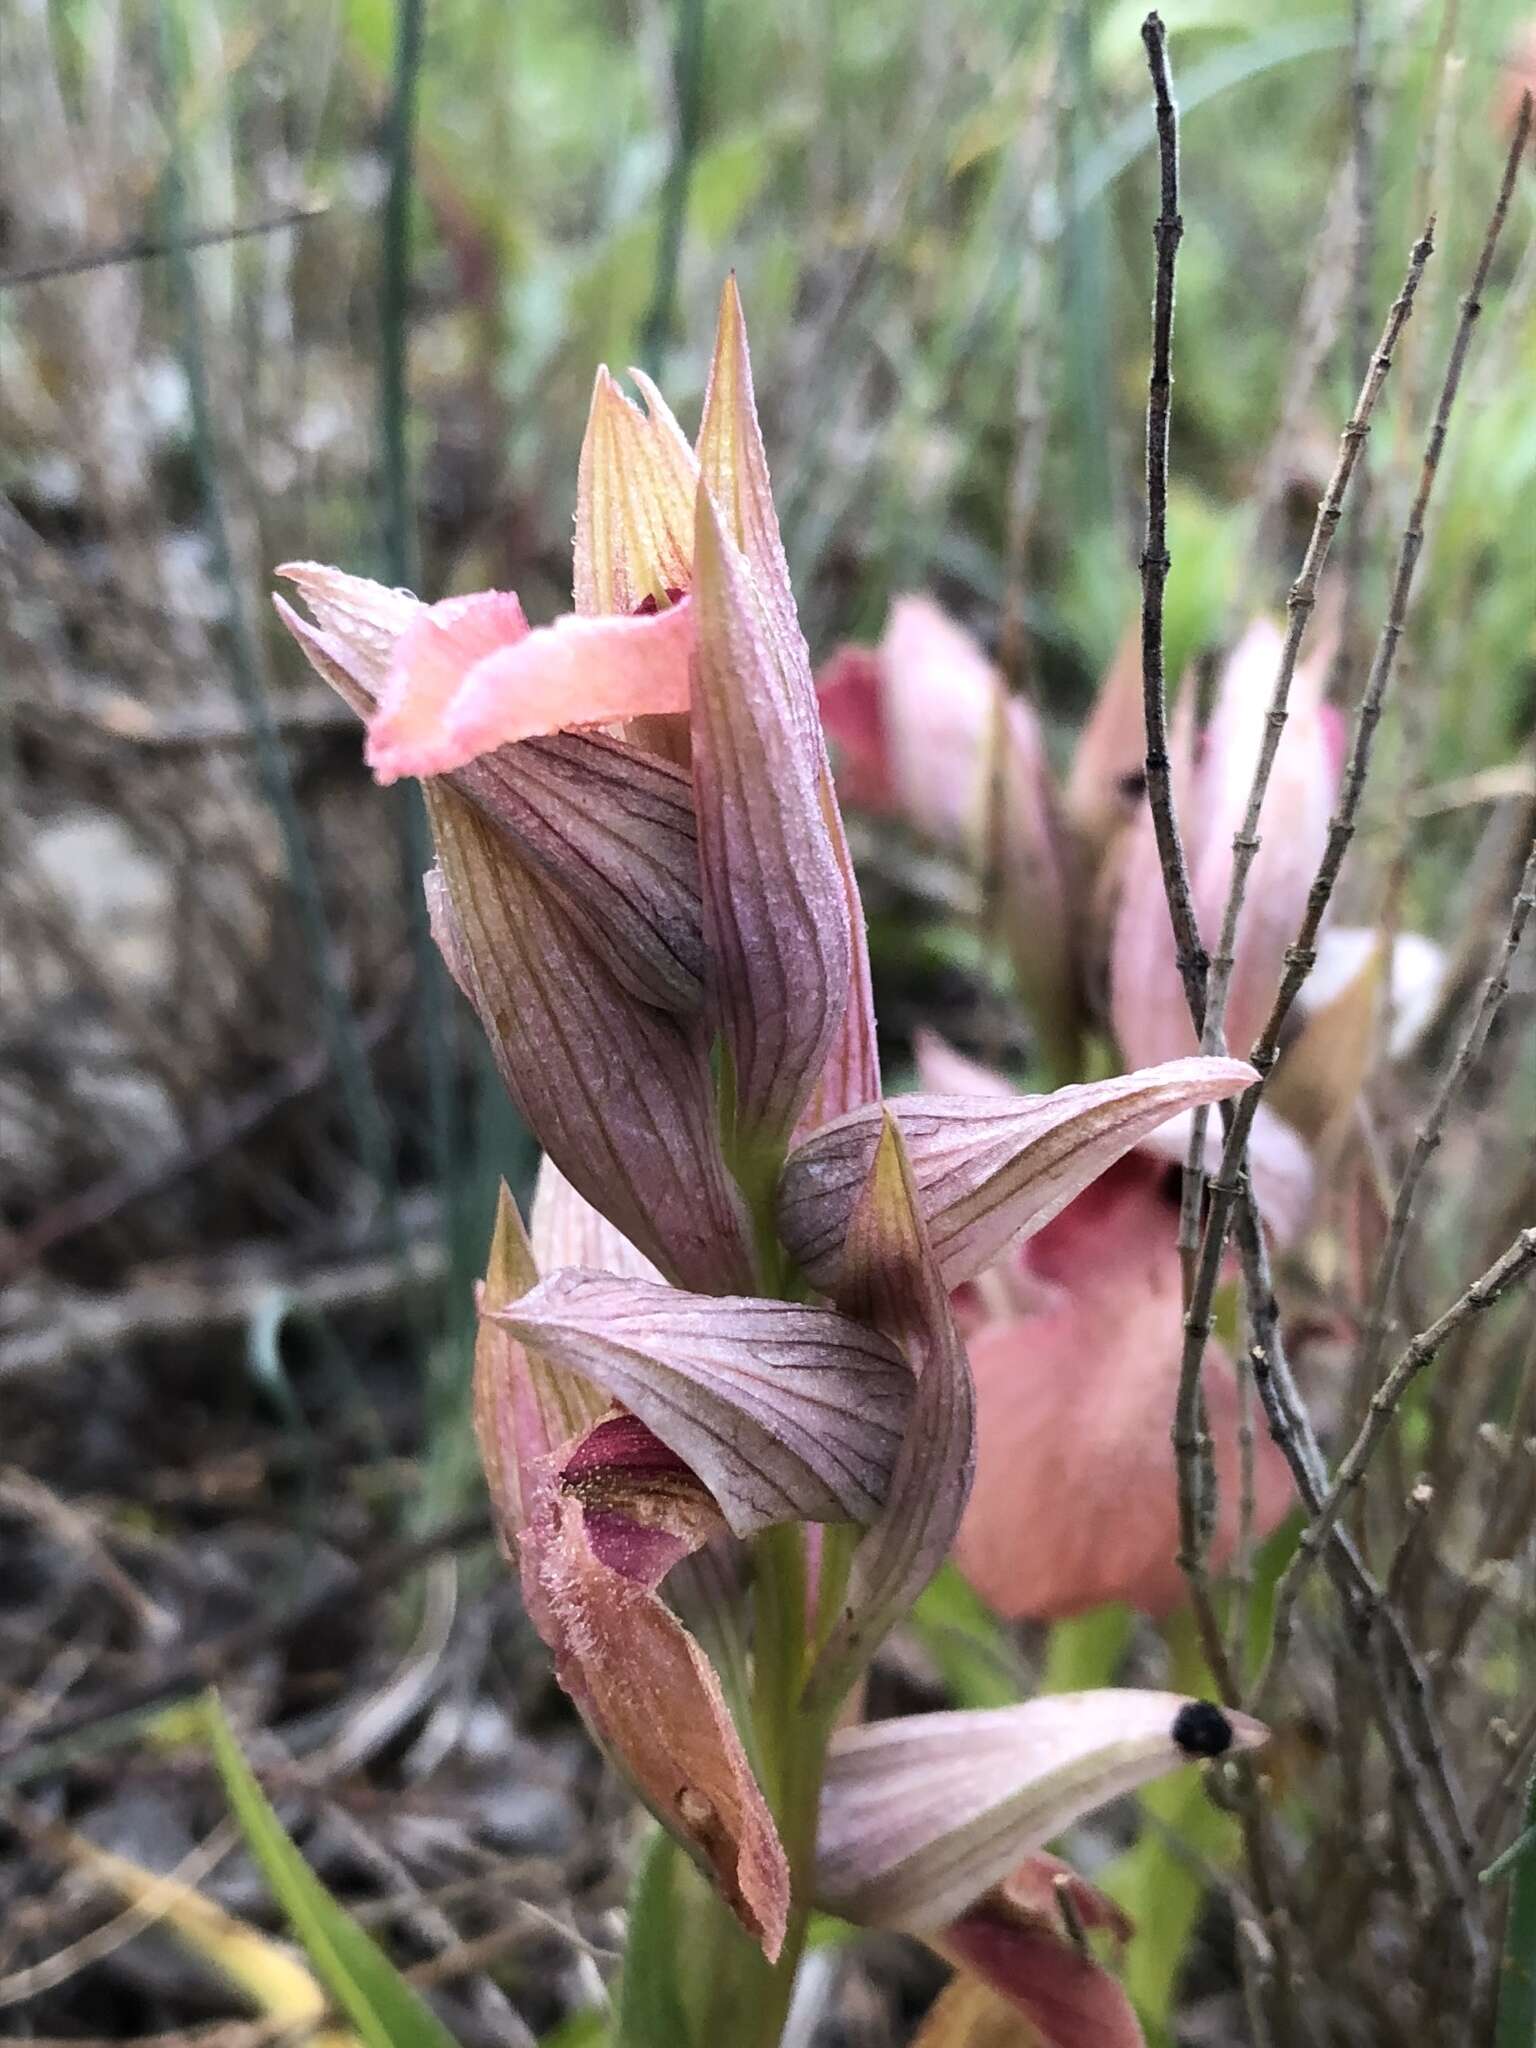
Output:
670 1525 833 2048
742 1522 830 2047
692 1111 841 2045
752 1524 808 1799
812 1524 859 1659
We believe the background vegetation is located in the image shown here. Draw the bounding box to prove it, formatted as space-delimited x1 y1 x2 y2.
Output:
1 1 1532 2041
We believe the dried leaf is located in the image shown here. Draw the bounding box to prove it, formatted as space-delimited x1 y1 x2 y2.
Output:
777 1058 1256 1294
495 1270 914 1536
473 1197 790 1959
41 1816 355 2047
201 1695 457 2048
537 1490 789 1956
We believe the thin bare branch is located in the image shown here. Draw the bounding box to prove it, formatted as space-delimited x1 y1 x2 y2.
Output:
1234 1190 1486 1975
0 205 326 290
1328 0 1379 703
1172 101 1531 1655
1137 12 1205 1037
1200 226 1434 1069
1357 829 1536 1385
1267 1228 1536 1670
1173 219 1434 1610
1135 13 1241 1698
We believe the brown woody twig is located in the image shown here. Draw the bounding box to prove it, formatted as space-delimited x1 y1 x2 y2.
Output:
1356 829 1536 1389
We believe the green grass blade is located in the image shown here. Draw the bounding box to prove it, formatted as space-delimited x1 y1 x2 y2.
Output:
614 1827 693 2048
1494 1766 1536 2048
200 1692 462 2048
638 0 707 375
907 1563 1030 1709
155 1 401 1233
1039 1602 1133 1695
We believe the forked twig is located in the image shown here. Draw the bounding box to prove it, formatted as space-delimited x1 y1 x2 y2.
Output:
1261 1227 1536 1698
1233 1191 1484 1965
1136 12 1239 1698
1196 228 1434 1067
1356 831 1536 1390
1172 219 1435 1595
1171 98 1532 1637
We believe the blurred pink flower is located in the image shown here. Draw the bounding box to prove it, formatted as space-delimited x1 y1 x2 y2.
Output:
953 1151 1295 1620
815 596 1079 1073
1109 616 1343 1066
817 601 1346 1084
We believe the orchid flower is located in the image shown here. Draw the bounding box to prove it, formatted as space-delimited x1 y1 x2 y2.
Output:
894 1030 1295 1622
812 589 1462 1636
817 1690 1265 2046
812 602 1346 1626
276 282 1266 2037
